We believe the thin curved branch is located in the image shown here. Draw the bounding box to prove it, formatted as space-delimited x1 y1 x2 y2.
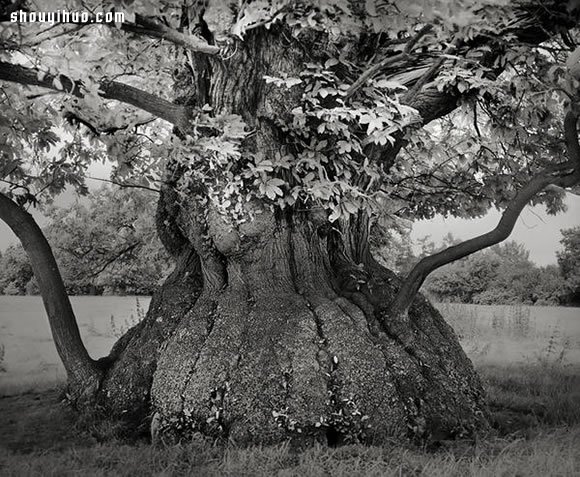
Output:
24 24 84 47
79 242 140 280
87 176 160 193
0 61 192 128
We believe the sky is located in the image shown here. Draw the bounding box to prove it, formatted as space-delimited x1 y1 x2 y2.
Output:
1 160 579 266
411 194 580 266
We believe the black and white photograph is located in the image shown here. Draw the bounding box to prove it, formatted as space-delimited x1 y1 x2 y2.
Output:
1 0 579 475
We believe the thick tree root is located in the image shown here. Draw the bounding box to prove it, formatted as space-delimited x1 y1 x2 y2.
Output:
150 291 486 446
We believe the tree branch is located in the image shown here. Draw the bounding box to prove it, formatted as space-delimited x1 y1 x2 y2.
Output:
369 2 580 167
345 24 433 100
24 24 84 47
0 191 103 398
2 10 221 55
0 61 192 128
80 242 140 280
402 35 462 105
383 107 580 321
114 14 221 56
87 176 160 193
63 111 156 136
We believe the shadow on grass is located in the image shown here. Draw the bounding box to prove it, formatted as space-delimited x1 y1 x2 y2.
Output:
1 362 579 476
479 363 580 438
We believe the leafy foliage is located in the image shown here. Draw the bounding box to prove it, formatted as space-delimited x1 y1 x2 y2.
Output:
0 244 33 295
45 185 171 295
557 226 580 303
1 0 578 228
0 186 171 295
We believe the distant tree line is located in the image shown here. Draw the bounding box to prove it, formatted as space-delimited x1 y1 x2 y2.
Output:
0 186 171 296
1 186 578 306
373 228 580 307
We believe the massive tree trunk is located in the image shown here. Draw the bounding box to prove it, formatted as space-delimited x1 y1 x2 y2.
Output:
148 208 486 445
96 30 487 445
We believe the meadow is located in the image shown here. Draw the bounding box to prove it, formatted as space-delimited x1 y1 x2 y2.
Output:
0 297 579 476
0 296 151 396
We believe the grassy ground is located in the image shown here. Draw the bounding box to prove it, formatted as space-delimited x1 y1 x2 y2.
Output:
0 363 579 476
1 304 579 476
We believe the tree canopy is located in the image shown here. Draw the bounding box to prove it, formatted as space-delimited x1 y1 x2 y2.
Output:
0 185 171 295
1 0 579 223
420 239 571 305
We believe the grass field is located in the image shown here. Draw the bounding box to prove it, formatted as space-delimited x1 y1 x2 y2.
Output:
0 298 579 476
0 296 150 396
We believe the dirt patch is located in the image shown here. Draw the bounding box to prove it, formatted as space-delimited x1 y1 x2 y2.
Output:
0 390 96 454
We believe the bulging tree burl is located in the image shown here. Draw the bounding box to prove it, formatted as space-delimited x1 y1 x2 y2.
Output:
1 0 580 445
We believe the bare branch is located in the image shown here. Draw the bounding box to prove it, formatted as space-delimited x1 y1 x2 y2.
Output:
0 61 192 128
122 14 221 55
345 25 433 100
82 242 141 279
87 176 160 193
24 24 84 47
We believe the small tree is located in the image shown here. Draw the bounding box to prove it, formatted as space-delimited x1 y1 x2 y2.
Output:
44 185 171 295
0 244 33 295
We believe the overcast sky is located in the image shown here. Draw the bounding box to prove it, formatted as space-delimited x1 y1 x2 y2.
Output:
411 194 580 266
1 159 578 266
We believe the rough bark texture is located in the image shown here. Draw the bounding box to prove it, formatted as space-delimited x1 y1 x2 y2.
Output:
0 61 192 128
90 30 488 446
147 212 486 446
97 190 203 419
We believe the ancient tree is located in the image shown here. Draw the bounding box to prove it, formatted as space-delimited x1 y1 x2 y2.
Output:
1 0 580 445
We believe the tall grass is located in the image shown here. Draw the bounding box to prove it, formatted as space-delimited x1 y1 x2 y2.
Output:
435 303 575 366
437 303 535 340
